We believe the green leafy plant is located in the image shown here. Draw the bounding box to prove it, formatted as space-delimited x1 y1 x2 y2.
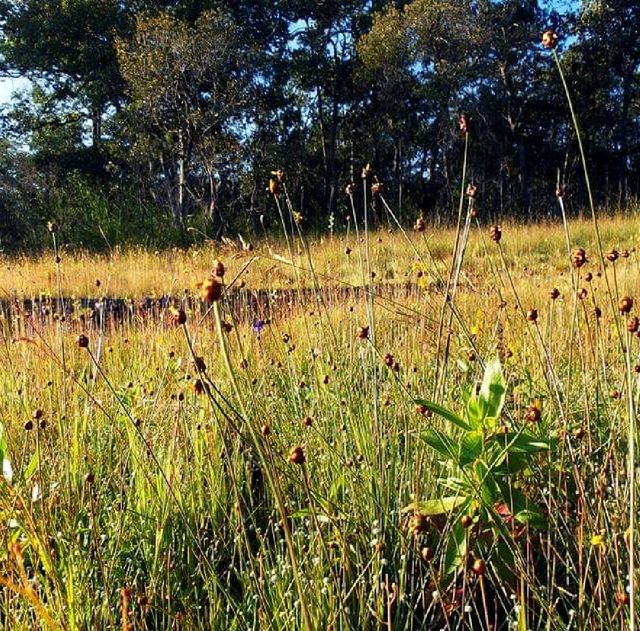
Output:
408 357 554 576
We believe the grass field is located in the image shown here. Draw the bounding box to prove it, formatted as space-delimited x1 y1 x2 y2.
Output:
0 209 638 630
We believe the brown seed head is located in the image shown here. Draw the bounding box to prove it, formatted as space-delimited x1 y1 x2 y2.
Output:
410 513 428 535
458 113 469 135
526 308 538 323
549 287 560 300
76 334 89 349
628 317 640 333
460 515 473 529
288 445 305 465
489 225 502 243
357 326 369 340
421 546 434 562
615 591 630 606
170 307 187 325
213 259 225 278
606 249 619 263
193 379 205 395
472 558 486 576
414 217 426 232
201 276 223 303
466 183 478 199
524 404 541 423
572 248 588 268
619 296 633 314
541 30 558 49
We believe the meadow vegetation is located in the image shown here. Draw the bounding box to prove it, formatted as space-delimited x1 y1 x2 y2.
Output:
0 202 639 629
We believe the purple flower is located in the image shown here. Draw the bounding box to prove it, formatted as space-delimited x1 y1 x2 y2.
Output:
252 319 265 335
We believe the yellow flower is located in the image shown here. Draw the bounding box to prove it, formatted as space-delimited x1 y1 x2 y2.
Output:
590 533 606 547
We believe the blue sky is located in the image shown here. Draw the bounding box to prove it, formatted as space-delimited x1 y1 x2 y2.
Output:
0 0 578 106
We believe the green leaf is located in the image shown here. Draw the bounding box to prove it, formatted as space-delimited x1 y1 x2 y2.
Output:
406 496 468 516
475 461 498 505
23 452 39 481
421 429 459 462
414 399 471 431
466 396 488 429
444 519 468 575
479 356 506 419
459 430 483 466
490 432 553 454
514 509 547 529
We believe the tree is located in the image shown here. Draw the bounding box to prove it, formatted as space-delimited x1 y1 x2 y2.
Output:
116 9 247 228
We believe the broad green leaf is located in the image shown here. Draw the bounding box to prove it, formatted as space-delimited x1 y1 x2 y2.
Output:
414 399 471 431
514 509 547 529
444 519 468 575
466 396 488 429
421 429 459 462
479 356 506 419
459 430 483 466
406 496 468 516
475 461 498 505
489 432 552 454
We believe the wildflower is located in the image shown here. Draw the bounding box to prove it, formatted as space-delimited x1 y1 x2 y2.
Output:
526 307 538 323
357 326 369 340
361 163 372 179
371 181 383 195
590 533 605 547
549 287 560 300
466 183 478 199
606 249 619 263
252 319 265 335
414 217 426 232
76 334 89 348
345 182 356 196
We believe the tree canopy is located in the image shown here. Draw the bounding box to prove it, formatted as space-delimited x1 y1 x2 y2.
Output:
0 0 638 249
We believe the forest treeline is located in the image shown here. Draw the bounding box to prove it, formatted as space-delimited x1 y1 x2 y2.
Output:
0 1 638 250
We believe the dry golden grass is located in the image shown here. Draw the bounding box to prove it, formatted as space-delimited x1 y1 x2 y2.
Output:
2 214 639 299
